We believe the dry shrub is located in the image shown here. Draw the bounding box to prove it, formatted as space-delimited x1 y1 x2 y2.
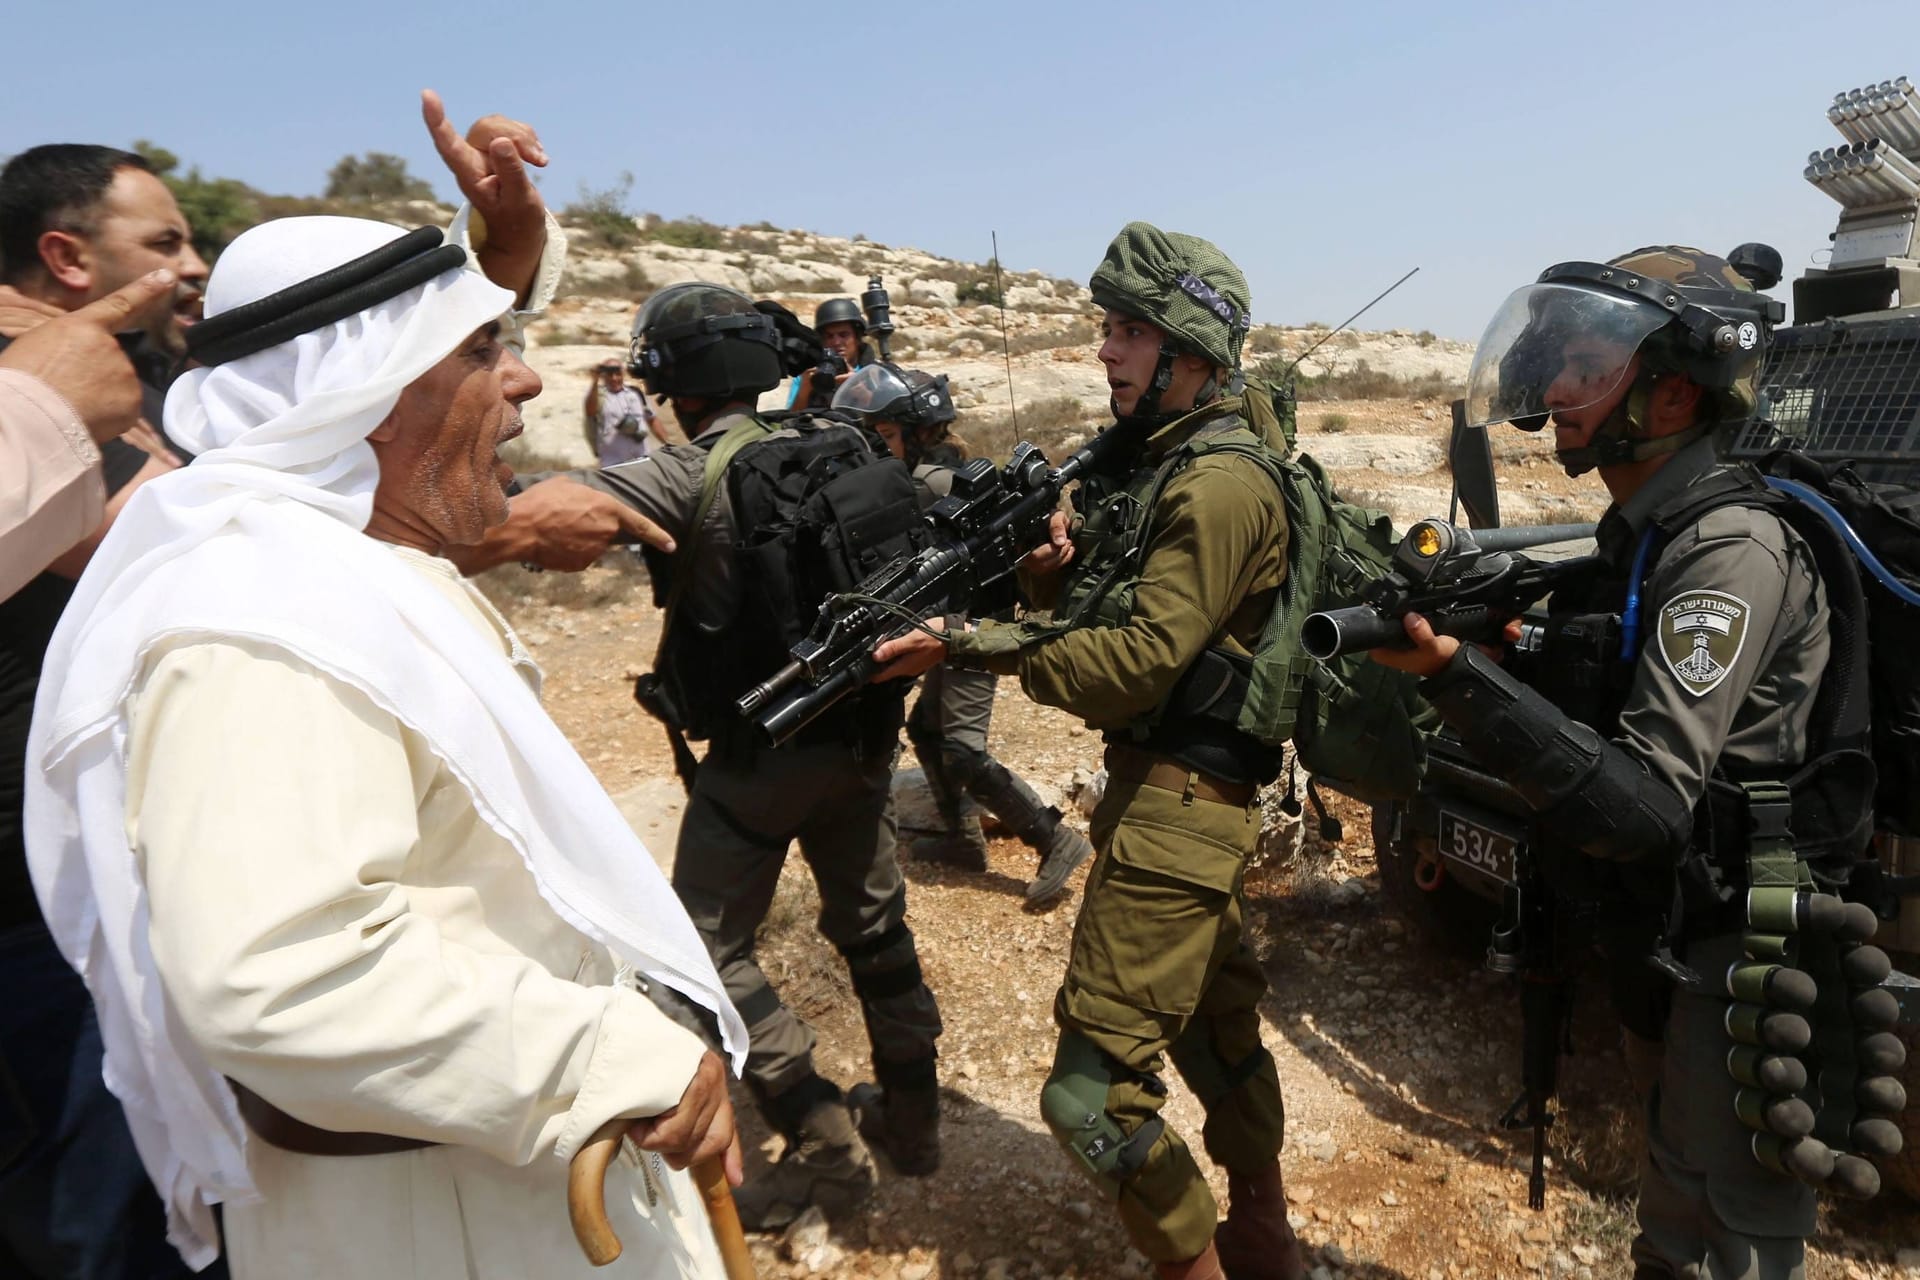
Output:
961 395 1095 463
1256 355 1461 404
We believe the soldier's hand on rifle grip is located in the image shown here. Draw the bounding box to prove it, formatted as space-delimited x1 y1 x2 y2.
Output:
1370 612 1521 678
1024 511 1077 575
871 617 949 682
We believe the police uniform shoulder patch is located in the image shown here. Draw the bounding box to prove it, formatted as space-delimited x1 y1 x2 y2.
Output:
1656 589 1750 697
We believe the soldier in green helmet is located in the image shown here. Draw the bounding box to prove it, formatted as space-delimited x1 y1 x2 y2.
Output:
1373 246 1881 1278
875 223 1306 1280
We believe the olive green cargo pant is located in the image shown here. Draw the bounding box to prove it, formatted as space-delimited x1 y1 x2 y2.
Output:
1045 768 1286 1262
672 741 942 1101
1628 932 1812 1280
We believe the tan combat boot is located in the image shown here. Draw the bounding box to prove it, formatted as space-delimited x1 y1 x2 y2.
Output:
1155 1242 1226 1279
1213 1163 1306 1280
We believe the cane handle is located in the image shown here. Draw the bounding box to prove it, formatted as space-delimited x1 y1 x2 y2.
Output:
567 1121 755 1277
568 1119 627 1266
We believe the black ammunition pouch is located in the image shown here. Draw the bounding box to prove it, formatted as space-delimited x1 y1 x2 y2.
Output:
1133 647 1287 786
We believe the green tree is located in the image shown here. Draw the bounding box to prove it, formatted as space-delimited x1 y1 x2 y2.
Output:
132 139 262 262
324 152 434 202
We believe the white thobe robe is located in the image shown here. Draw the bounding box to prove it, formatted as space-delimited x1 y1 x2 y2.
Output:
123 545 724 1279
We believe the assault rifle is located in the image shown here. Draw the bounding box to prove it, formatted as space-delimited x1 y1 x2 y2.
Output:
1486 845 1574 1210
1300 519 1599 661
735 421 1149 745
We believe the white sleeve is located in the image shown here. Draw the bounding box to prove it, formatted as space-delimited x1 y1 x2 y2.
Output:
446 203 569 354
126 638 706 1166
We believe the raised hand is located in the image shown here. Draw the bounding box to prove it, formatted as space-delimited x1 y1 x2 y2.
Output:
421 89 548 301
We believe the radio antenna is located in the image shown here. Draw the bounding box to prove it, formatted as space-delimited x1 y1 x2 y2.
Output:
1283 266 1421 378
991 231 1019 433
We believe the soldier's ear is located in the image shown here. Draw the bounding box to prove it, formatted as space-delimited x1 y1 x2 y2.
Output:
1650 373 1705 430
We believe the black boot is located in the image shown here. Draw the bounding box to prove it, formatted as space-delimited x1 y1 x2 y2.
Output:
734 1076 876 1231
847 1080 941 1176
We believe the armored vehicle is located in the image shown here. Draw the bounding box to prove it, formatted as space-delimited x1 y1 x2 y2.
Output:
1360 76 1920 1203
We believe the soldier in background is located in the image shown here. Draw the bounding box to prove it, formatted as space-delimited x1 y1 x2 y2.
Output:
784 297 873 409
832 362 1095 903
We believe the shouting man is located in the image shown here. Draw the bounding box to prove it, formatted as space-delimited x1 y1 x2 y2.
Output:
24 97 745 1279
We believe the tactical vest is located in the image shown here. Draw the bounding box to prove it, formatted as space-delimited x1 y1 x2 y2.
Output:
1049 407 1288 783
1526 467 1873 909
646 412 919 762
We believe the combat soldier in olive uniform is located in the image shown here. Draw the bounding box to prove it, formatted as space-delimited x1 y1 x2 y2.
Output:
1376 248 1848 1280
876 225 1305 1280
832 362 1097 902
570 283 943 1231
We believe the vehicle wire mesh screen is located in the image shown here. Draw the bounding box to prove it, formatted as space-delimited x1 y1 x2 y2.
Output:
1729 316 1920 483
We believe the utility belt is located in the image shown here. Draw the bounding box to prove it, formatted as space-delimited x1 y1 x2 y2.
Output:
1120 646 1286 788
1103 742 1259 808
229 1079 436 1158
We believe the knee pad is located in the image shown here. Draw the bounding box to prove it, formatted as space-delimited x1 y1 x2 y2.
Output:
939 741 990 793
838 919 920 990
1040 1032 1164 1191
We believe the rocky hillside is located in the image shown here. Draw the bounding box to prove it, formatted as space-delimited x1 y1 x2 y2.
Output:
514 219 1520 512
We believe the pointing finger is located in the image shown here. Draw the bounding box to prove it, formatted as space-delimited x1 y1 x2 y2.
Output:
69 269 177 332
612 502 674 553
421 89 480 180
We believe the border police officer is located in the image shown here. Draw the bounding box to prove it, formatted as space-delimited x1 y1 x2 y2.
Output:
1374 247 1852 1279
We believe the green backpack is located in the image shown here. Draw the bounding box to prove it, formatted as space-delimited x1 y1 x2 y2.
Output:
1190 377 1433 804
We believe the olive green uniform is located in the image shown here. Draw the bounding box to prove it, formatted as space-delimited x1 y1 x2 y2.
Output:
947 406 1290 1262
576 414 942 1113
1497 440 1829 1280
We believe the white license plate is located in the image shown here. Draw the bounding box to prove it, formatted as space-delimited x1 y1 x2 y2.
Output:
1437 809 1519 885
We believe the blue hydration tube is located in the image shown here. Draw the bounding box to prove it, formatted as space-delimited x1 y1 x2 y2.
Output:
1764 476 1920 608
1620 525 1661 663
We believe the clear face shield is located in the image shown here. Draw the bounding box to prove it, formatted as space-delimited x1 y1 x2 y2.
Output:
832 363 915 422
1463 282 1671 431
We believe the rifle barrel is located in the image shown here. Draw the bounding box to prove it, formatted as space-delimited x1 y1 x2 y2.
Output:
1468 523 1597 552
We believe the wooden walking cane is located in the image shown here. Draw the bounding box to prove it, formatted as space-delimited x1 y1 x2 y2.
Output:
568 1118 757 1277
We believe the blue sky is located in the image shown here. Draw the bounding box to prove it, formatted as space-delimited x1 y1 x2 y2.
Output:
4 0 1908 338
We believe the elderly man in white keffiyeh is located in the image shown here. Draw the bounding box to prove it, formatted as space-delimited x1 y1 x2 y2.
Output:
21 94 745 1280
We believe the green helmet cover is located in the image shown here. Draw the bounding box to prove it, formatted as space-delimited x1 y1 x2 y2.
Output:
1089 221 1252 369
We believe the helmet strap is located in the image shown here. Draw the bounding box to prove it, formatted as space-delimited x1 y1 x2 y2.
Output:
1111 341 1184 431
1554 368 1713 477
